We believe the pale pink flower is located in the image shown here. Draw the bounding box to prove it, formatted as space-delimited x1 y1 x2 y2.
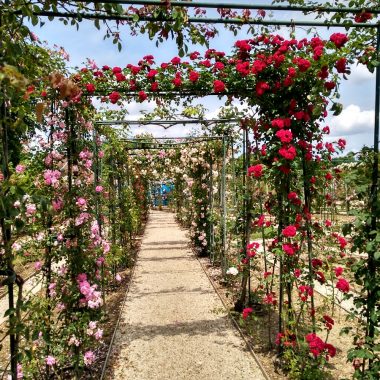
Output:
76 197 87 209
26 203 37 216
45 355 56 366
94 328 103 340
52 198 64 211
15 164 25 173
84 351 95 366
17 363 23 379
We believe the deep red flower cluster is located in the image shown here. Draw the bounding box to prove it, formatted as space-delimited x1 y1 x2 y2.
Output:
336 278 350 293
276 129 293 143
354 11 373 23
298 285 313 302
306 333 336 358
282 225 297 237
246 241 260 258
242 307 253 320
247 164 263 178
330 33 349 49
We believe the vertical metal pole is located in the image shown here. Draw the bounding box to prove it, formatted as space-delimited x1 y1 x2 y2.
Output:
94 128 103 235
245 128 251 303
367 25 380 354
221 136 227 274
209 153 215 264
236 129 248 310
0 99 17 380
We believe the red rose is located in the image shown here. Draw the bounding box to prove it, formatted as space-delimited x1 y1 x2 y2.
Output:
256 81 270 96
335 58 348 73
171 56 181 65
172 77 182 87
305 333 325 357
271 118 285 129
279 145 297 160
199 59 212 68
324 343 336 358
293 57 311 72
129 65 141 75
147 69 158 79
138 91 147 102
151 82 159 91
108 91 120 104
312 258 323 268
282 225 297 237
129 80 136 91
325 172 333 180
235 40 251 52
283 243 295 256
214 61 225 71
313 45 324 60
242 307 253 320
189 71 200 82
330 33 349 48
252 59 266 74
236 62 250 76
115 73 126 82
85 83 95 93
334 266 344 277
288 67 297 77
336 278 350 293
102 65 110 71
41 91 47 97
276 129 293 143
112 66 122 74
247 164 263 178
323 315 334 327
324 81 336 90
213 80 226 93
189 51 200 60
354 12 373 23
337 236 347 249
338 138 346 149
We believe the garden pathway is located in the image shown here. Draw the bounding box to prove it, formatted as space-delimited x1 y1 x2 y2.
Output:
106 209 266 380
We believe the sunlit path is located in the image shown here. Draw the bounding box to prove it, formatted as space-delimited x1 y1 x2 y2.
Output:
106 210 266 380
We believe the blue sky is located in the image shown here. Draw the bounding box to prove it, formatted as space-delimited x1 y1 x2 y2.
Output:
28 4 377 153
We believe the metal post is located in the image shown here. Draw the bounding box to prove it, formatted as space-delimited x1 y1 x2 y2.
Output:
367 25 380 355
208 153 215 264
221 135 227 274
1 97 17 379
245 128 251 303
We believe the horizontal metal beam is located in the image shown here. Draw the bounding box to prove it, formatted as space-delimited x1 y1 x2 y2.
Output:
21 10 379 28
122 135 224 140
95 118 239 125
70 1 380 15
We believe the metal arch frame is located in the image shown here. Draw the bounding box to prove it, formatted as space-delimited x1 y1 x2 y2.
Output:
111 132 232 272
2 3 379 378
95 118 240 130
14 0 380 28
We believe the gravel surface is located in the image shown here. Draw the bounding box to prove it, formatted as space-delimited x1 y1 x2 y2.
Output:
106 210 266 380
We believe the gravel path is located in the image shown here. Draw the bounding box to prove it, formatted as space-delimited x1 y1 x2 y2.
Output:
106 210 266 380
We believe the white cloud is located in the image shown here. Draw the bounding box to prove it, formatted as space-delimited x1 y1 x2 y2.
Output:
349 63 375 84
329 104 374 137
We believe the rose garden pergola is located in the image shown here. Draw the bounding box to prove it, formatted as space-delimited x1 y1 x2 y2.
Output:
1 2 380 379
